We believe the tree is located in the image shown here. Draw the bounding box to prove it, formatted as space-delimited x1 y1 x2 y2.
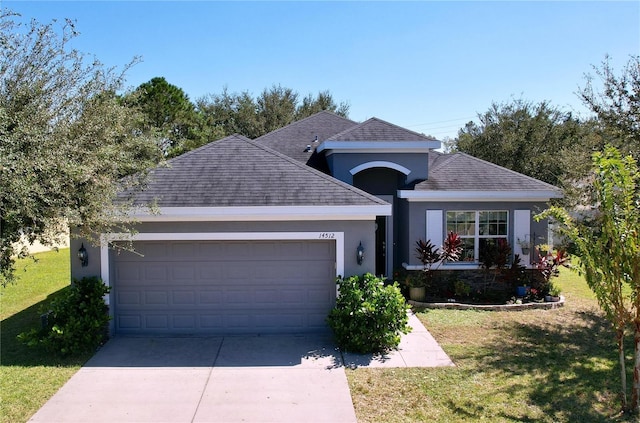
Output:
579 55 640 161
537 146 639 414
123 77 216 157
295 90 349 120
0 13 161 285
256 84 299 135
196 86 349 140
454 99 583 189
196 88 261 139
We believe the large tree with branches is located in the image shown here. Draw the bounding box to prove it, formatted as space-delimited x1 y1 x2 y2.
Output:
0 12 161 285
579 55 640 160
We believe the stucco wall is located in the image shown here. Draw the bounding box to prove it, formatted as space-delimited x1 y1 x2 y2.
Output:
400 200 551 267
326 152 429 185
70 219 376 282
69 234 102 282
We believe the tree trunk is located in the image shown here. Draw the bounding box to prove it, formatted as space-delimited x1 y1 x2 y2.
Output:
633 321 640 414
618 329 628 412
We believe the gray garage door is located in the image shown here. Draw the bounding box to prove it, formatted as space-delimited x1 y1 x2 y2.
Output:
112 240 336 335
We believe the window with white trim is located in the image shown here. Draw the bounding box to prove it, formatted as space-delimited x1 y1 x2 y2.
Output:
446 211 509 262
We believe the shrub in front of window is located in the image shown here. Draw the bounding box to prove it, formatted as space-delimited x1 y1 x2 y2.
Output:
327 273 411 354
479 238 512 280
19 276 111 356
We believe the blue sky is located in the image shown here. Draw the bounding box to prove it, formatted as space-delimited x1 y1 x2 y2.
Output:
6 1 640 139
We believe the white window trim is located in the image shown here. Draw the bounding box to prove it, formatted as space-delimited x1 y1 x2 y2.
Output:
446 210 509 263
349 161 411 176
100 232 345 304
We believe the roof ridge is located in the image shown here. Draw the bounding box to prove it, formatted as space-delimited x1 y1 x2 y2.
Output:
253 110 357 142
455 152 561 190
429 151 457 172
242 137 388 205
366 117 440 141
328 116 439 142
164 133 251 165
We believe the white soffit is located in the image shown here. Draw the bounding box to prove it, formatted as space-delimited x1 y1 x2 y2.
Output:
317 141 440 154
129 205 392 222
397 190 563 202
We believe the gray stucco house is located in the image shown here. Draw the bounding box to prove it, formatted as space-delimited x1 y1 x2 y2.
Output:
71 111 561 335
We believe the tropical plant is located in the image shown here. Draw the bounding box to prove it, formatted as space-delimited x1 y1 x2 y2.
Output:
479 239 512 272
505 254 528 287
535 249 570 285
414 232 462 287
478 239 514 289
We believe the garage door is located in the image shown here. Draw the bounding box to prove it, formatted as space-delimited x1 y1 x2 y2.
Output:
112 240 336 335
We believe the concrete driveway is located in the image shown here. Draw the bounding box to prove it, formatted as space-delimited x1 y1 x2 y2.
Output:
28 313 452 423
28 335 357 423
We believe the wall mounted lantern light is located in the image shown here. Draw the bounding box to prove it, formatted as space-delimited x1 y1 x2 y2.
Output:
356 242 365 265
78 243 88 267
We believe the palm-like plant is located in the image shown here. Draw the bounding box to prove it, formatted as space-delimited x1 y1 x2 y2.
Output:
414 232 462 286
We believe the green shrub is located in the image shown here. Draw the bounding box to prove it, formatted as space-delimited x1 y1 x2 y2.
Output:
327 273 411 354
19 276 111 356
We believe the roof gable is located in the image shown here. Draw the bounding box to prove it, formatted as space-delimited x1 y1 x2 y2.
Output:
120 134 387 208
328 117 437 142
418 152 562 192
253 111 357 166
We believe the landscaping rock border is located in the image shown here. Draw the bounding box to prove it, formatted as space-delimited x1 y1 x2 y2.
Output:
409 296 565 311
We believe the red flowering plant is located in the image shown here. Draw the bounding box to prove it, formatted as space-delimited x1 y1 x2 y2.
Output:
533 248 570 298
414 232 463 288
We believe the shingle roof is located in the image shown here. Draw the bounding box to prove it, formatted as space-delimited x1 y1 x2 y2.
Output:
416 152 561 192
253 111 357 167
119 134 388 207
328 117 437 142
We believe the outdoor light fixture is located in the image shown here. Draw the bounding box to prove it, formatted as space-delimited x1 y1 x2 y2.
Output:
356 242 365 265
78 243 88 267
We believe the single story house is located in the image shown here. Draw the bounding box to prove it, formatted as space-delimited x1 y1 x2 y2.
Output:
71 111 562 335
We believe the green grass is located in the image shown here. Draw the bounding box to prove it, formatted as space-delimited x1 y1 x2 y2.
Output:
0 249 93 423
347 266 634 422
1 251 632 422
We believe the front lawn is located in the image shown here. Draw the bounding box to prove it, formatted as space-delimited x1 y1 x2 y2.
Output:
0 249 93 423
2 250 632 422
347 267 632 422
